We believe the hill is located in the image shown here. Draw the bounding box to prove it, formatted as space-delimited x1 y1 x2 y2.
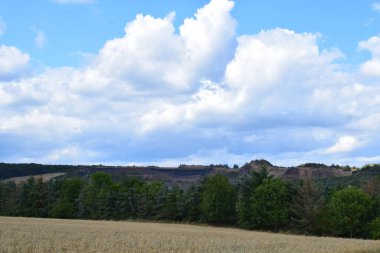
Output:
1 159 378 188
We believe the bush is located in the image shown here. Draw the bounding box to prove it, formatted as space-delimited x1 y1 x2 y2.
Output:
370 217 380 240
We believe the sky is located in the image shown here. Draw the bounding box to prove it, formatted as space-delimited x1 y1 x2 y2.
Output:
0 0 380 167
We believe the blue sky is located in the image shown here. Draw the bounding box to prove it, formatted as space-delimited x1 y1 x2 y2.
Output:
0 0 380 166
1 0 379 67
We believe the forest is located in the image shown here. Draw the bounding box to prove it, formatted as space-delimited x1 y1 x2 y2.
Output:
0 167 379 240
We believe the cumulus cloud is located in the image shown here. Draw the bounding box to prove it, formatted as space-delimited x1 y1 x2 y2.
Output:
0 45 29 80
1 0 380 166
140 28 348 133
83 0 236 95
359 35 380 78
326 136 361 154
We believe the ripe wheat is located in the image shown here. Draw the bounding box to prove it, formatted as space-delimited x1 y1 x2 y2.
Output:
0 217 379 253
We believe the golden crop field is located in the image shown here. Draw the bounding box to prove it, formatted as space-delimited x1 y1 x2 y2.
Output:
0 217 379 253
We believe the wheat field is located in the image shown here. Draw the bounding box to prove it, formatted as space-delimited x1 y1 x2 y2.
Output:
0 217 379 253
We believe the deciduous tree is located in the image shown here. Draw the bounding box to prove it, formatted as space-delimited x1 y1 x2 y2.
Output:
328 187 372 238
251 178 289 232
200 174 237 224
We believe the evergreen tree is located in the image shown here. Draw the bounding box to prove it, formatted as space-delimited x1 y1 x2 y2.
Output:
0 181 19 215
137 181 167 220
183 184 201 222
19 177 38 217
112 186 130 220
290 177 325 233
50 178 84 218
122 177 145 219
35 177 49 217
161 185 184 221
236 166 272 228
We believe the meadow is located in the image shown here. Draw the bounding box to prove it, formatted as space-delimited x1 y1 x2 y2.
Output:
0 217 379 253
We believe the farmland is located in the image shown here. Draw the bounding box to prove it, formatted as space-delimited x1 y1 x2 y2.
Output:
1 173 65 184
0 217 379 253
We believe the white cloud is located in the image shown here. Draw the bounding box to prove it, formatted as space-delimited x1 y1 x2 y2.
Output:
84 0 236 95
359 35 380 77
52 0 94 4
225 29 343 91
326 136 362 154
141 28 347 133
0 17 6 36
372 2 380 12
1 0 380 166
360 60 380 77
0 45 29 80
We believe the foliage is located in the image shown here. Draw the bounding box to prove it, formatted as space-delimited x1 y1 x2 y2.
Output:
137 181 167 220
362 164 380 172
327 187 372 238
200 174 237 224
298 163 328 168
0 163 73 180
0 170 379 239
250 178 289 232
182 184 201 222
370 217 380 240
236 166 273 229
50 178 84 218
290 177 325 234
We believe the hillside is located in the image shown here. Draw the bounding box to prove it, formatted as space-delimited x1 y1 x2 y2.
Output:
1 160 376 188
1 160 379 240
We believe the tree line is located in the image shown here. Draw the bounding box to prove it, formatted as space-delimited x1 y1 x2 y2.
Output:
0 167 379 239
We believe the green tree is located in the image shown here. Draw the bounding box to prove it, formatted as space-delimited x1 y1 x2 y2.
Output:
236 166 272 228
370 217 380 240
290 177 325 234
50 178 84 218
183 184 201 222
0 181 19 216
363 175 380 220
251 178 289 232
35 177 49 217
200 174 237 225
136 181 167 220
161 185 184 221
80 172 114 219
120 177 145 219
19 177 47 217
328 187 372 238
111 185 132 220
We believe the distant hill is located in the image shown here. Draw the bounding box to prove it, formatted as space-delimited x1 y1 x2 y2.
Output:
1 159 379 188
0 163 75 180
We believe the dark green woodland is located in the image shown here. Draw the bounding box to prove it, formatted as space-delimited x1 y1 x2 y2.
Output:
0 161 379 239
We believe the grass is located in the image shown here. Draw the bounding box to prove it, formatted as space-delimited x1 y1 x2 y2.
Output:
0 217 379 253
